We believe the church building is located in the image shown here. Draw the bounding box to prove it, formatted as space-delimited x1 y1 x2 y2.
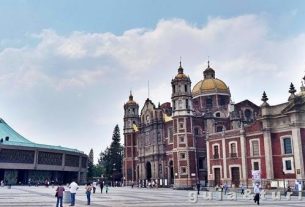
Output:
123 61 305 189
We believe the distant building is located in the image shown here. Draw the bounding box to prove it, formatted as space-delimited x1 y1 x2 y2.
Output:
0 119 87 185
123 61 305 189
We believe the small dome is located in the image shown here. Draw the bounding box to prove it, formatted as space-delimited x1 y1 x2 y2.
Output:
175 73 188 79
174 62 189 80
125 92 137 105
192 78 230 97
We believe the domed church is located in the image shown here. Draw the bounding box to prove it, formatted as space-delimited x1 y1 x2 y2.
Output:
123 61 305 189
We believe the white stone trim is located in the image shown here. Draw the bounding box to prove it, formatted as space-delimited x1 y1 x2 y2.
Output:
228 164 241 179
178 134 186 144
180 166 187 175
280 135 293 155
212 143 220 157
249 138 260 157
251 159 261 171
168 127 173 144
212 165 223 180
228 141 238 156
179 152 186 160
222 138 227 179
282 157 295 174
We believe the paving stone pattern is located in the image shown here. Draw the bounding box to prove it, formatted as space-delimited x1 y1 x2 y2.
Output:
0 186 305 207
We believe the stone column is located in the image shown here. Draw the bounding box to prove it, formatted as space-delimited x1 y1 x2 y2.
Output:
263 129 274 179
222 138 227 180
62 153 65 170
292 127 305 179
240 129 247 183
206 134 211 184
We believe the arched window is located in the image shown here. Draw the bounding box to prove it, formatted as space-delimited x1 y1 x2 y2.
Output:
185 99 189 109
206 97 213 108
244 109 252 122
215 112 220 117
185 84 187 92
216 126 223 132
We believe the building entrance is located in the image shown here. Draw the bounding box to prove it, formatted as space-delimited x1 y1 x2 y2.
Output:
146 162 152 181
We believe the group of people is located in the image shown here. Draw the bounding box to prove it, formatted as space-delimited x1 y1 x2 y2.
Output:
55 180 109 207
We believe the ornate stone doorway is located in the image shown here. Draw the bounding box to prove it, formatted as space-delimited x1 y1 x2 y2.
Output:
169 160 174 185
146 162 152 181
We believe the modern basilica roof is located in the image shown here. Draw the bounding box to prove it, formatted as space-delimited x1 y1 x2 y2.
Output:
0 118 82 153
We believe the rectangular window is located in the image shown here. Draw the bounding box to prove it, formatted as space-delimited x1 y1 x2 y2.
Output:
179 136 185 143
283 138 292 154
157 131 161 142
180 153 186 159
213 145 219 159
216 126 223 132
181 167 187 174
252 140 259 156
285 160 292 170
194 128 199 135
179 122 184 129
253 162 259 170
168 127 173 143
199 157 204 169
230 143 236 153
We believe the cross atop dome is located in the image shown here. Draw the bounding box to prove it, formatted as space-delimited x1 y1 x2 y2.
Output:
203 60 215 79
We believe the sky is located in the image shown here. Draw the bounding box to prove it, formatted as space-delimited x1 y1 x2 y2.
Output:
0 0 305 163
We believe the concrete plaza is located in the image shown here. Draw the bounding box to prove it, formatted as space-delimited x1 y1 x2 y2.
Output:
0 186 305 207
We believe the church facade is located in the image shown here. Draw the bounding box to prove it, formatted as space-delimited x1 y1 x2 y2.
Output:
123 61 305 189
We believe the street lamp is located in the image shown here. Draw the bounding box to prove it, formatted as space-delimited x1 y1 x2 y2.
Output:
113 163 116 187
282 171 285 195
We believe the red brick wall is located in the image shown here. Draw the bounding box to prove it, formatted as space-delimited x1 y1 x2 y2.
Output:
271 131 294 179
245 134 265 178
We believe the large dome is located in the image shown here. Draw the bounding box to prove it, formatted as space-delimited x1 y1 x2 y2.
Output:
192 63 230 97
192 78 230 96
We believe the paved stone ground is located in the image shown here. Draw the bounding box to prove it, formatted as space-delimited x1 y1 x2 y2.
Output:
0 186 305 207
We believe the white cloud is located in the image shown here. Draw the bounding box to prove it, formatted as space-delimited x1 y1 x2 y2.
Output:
0 15 305 160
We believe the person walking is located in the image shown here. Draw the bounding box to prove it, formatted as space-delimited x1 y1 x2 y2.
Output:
85 182 93 205
253 183 260 205
224 183 228 195
99 179 104 194
92 181 97 194
55 183 65 207
240 184 245 195
196 182 201 195
69 181 79 206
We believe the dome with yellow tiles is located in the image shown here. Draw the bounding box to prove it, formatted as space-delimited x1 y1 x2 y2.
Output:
192 63 230 97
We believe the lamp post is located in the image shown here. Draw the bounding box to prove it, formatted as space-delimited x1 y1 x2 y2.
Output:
282 171 285 195
112 163 116 187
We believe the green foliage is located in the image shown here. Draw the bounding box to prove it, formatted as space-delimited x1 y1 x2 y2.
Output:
98 124 123 181
87 149 94 179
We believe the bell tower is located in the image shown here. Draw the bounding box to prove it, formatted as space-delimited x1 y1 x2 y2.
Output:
171 61 197 189
123 92 139 184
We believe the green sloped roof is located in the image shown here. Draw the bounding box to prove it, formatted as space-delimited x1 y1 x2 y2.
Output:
0 118 83 154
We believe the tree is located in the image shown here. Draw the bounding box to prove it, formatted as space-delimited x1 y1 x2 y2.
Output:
87 149 94 180
98 124 123 181
89 149 94 164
